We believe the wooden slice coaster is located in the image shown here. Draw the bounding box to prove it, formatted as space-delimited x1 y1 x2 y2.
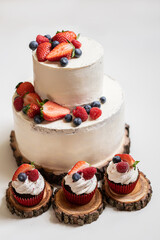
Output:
6 181 52 218
52 188 104 226
103 172 152 211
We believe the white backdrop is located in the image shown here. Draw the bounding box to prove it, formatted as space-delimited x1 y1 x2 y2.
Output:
0 0 160 239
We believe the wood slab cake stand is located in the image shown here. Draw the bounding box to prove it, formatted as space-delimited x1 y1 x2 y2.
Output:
52 188 104 226
6 181 52 218
103 172 152 211
10 124 130 184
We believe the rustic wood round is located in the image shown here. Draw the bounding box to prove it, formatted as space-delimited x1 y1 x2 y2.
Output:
103 171 152 211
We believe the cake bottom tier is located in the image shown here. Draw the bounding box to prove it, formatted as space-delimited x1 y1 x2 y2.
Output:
12 75 126 177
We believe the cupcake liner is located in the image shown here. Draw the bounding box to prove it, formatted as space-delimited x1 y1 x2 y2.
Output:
12 189 44 207
106 174 139 194
62 181 97 205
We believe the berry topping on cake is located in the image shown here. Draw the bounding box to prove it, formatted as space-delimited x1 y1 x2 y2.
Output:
84 105 91 114
52 41 59 49
116 161 129 173
68 161 90 175
90 107 102 120
72 173 81 182
91 101 101 108
115 154 139 169
29 41 38 51
23 92 42 106
36 42 52 62
65 114 72 122
73 118 82 126
46 42 74 61
44 34 51 40
18 172 27 182
16 82 35 97
42 101 70 122
12 164 34 181
60 57 69 67
112 155 121 164
24 103 40 118
34 115 44 124
71 39 82 49
73 106 88 122
13 96 24 111
52 30 77 43
28 169 39 182
78 167 97 180
100 96 106 104
75 48 82 58
36 35 50 44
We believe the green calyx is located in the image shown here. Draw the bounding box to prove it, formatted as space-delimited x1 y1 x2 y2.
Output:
56 30 68 34
15 82 23 89
22 104 30 114
76 33 80 40
31 162 35 168
132 161 140 170
37 99 49 107
67 40 75 58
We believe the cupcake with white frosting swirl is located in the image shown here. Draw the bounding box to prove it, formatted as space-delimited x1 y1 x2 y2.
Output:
62 161 97 205
106 154 140 194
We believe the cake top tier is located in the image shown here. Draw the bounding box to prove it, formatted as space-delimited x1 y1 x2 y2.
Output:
32 36 103 69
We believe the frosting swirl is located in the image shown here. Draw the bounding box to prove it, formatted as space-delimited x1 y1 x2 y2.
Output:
64 174 97 195
12 172 45 195
107 161 139 185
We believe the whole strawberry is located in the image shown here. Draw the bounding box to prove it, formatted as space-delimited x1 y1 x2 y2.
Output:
24 103 40 118
13 96 24 111
36 42 52 62
52 30 77 43
73 106 88 122
16 82 35 97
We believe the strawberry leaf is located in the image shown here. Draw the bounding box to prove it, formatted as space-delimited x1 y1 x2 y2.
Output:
132 161 140 170
31 162 35 168
22 104 30 114
76 33 80 40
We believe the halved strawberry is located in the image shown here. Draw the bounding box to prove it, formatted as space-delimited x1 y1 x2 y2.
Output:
52 31 77 43
42 101 70 122
23 93 42 106
36 42 51 62
36 35 50 45
12 164 34 181
46 42 74 61
68 161 90 175
16 82 35 97
78 167 97 180
115 154 135 167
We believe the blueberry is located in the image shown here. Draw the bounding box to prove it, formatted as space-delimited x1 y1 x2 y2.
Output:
73 118 82 126
18 172 27 182
112 156 121 164
91 101 101 108
100 96 106 104
75 48 82 58
29 41 38 51
60 57 69 67
52 40 59 49
72 173 81 182
65 114 72 122
44 34 51 40
34 115 44 124
84 105 91 114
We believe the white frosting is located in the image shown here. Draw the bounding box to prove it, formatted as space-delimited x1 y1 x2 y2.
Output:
12 76 125 174
12 172 45 195
64 174 97 195
107 161 139 185
33 36 104 109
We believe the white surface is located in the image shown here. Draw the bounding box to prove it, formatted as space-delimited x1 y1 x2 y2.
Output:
0 0 159 240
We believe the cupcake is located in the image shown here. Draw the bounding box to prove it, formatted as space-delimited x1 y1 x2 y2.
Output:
106 154 140 194
11 163 45 206
62 161 97 205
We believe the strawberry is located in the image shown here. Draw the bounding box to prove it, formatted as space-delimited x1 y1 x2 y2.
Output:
25 103 40 118
78 167 97 180
16 82 35 97
23 93 42 106
52 31 77 43
28 169 39 182
13 96 24 111
115 154 135 167
90 107 102 120
42 101 70 122
36 42 51 62
46 43 74 61
12 164 34 181
36 35 50 45
73 106 88 122
116 161 129 173
71 39 81 49
68 161 90 175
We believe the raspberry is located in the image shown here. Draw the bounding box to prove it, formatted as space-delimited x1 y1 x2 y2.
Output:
90 107 102 120
78 167 97 180
13 96 24 111
73 106 88 122
28 169 39 182
71 39 82 49
116 161 129 173
36 35 49 45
